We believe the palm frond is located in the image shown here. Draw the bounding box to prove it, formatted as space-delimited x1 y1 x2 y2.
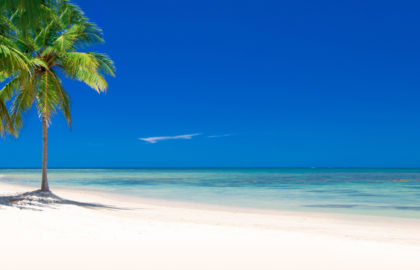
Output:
0 35 30 74
0 0 56 31
87 52 116 76
0 98 14 136
0 75 21 101
60 52 108 92
10 75 36 130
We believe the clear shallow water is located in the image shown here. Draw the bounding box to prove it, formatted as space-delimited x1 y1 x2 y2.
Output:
1 168 420 218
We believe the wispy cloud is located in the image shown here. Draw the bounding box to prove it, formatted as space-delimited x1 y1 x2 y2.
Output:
208 134 232 138
139 133 201 144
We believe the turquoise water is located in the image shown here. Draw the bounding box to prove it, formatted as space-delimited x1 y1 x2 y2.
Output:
1 168 420 218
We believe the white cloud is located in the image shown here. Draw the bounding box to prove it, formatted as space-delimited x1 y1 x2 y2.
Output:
139 133 201 144
208 134 232 138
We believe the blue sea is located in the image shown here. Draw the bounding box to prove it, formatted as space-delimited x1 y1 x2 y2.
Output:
1 168 420 218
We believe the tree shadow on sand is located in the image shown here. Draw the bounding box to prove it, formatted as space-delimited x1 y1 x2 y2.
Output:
0 190 126 211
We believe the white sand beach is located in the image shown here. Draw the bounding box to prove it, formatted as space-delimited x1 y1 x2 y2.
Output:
1 182 420 270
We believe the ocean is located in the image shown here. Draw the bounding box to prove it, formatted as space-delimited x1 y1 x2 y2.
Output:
1 168 419 218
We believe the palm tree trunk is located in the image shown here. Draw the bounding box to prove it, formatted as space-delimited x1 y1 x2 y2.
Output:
41 116 49 192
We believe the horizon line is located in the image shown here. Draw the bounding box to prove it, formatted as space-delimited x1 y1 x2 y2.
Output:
1 166 420 170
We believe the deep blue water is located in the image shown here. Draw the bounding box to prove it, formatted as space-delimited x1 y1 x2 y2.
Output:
1 168 420 218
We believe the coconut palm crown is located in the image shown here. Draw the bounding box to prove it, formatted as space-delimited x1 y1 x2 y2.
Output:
0 0 115 191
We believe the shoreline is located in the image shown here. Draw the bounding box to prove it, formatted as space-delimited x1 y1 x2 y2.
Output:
1 182 420 269
2 181 420 241
2 180 420 223
2 168 420 221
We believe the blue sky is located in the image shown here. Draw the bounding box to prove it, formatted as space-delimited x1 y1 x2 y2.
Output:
1 0 420 168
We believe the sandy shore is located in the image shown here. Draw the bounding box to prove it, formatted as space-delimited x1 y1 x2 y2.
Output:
1 182 420 269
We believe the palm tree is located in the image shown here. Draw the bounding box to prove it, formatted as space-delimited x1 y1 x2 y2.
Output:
0 0 115 191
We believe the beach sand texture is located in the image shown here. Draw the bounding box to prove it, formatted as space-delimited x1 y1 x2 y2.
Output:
1 182 420 270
